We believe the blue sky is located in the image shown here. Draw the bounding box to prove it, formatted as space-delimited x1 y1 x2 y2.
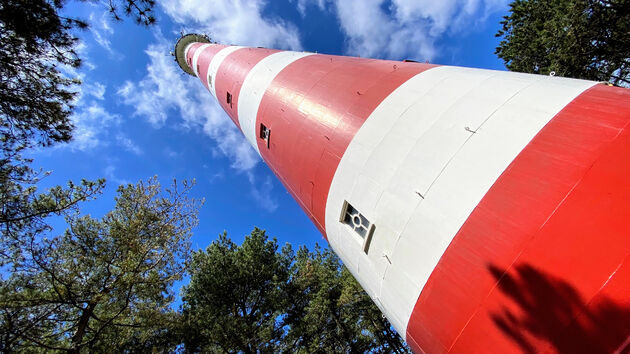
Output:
34 0 510 255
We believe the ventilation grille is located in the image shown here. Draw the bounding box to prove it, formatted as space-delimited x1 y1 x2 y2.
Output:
343 203 370 238
340 201 375 253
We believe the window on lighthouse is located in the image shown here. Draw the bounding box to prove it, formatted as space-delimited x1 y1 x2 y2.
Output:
340 201 375 254
259 124 270 148
226 92 233 108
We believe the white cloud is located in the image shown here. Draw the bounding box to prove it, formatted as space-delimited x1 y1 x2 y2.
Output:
247 172 278 212
138 0 305 172
116 39 201 128
104 163 131 186
159 0 302 50
117 35 259 173
201 103 259 172
392 0 507 34
116 134 143 155
117 0 301 211
92 29 112 53
290 0 327 16
163 147 180 158
294 0 507 61
89 11 123 59
131 0 303 170
71 103 121 151
55 37 116 152
74 42 97 70
83 82 106 100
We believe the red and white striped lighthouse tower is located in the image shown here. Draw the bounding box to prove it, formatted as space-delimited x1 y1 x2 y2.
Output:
174 34 630 353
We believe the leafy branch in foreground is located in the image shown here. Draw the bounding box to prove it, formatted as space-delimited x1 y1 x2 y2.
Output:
0 175 106 267
0 177 202 353
0 0 159 250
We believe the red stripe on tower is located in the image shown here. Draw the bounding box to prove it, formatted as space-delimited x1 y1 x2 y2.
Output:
196 44 228 91
214 47 280 129
185 42 205 60
254 55 435 234
406 85 630 353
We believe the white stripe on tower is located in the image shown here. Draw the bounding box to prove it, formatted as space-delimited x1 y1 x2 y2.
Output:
324 66 595 335
206 46 244 98
192 44 211 77
237 51 315 155
183 43 196 60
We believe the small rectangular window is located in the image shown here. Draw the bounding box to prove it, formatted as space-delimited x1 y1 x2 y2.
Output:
226 92 233 108
208 75 213 87
259 123 270 148
196 63 200 75
340 201 375 254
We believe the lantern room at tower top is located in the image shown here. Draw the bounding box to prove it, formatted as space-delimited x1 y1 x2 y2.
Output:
174 33 630 353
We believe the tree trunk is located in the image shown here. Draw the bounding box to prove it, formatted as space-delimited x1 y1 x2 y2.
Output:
69 300 97 354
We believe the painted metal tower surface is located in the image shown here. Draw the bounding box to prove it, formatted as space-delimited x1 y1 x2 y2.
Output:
174 34 630 353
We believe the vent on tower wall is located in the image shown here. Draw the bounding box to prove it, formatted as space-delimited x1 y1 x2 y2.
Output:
340 201 375 254
259 123 270 148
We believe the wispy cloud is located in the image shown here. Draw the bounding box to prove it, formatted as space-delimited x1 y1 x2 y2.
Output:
247 172 278 212
118 0 297 209
74 41 97 71
55 35 118 152
88 11 123 60
293 0 507 61
71 103 121 151
163 147 180 158
116 38 196 128
83 81 106 100
116 134 143 155
140 0 302 170
291 0 327 16
159 0 302 50
104 163 131 186
116 34 259 173
206 170 225 184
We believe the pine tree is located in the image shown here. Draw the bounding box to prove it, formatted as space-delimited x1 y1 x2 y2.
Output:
0 177 201 352
0 0 158 261
495 0 630 86
180 231 410 353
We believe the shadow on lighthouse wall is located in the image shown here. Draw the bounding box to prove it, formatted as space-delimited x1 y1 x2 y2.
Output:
487 263 630 353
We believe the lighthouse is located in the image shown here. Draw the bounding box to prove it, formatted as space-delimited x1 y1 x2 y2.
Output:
174 34 630 353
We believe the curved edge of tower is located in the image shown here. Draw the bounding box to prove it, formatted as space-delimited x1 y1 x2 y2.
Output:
174 34 630 353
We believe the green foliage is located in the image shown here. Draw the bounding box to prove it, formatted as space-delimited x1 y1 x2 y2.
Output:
0 2 162 352
0 0 156 159
287 246 409 353
181 231 409 353
0 0 80 158
495 0 630 85
181 229 294 353
0 177 202 353
0 0 159 250
0 177 106 267
106 0 157 26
